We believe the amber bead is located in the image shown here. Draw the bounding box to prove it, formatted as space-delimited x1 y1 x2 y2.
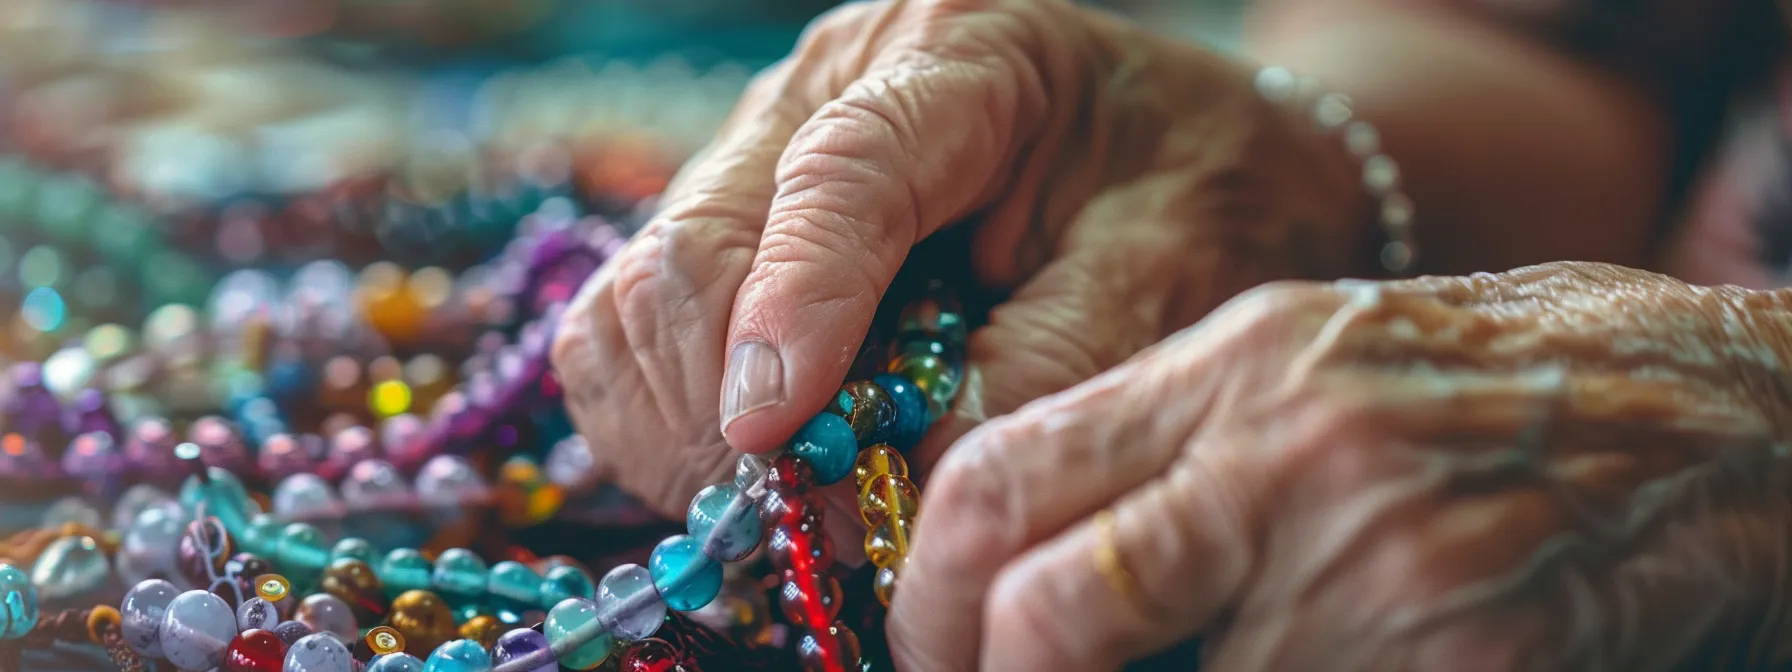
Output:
459 614 503 649
765 453 814 493
851 445 906 493
865 517 912 569
857 473 919 527
797 621 862 672
766 524 834 576
823 381 897 445
873 556 905 607
387 590 457 657
777 570 843 628
320 559 387 623
365 626 405 656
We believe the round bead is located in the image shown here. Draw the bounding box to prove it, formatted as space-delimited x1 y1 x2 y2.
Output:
459 614 503 649
367 626 406 655
866 516 913 569
430 548 489 599
596 563 666 641
686 483 761 562
767 520 833 576
857 473 919 527
379 549 434 597
367 653 427 672
0 564 34 640
887 354 960 421
222 628 286 672
254 574 291 602
236 597 280 632
339 459 411 509
787 413 857 486
620 639 686 672
175 520 231 587
283 632 355 672
778 570 843 628
120 580 180 659
486 561 543 608
159 590 237 670
648 535 723 612
178 467 253 534
276 522 331 572
238 514 284 558
765 454 813 493
544 597 614 670
492 628 555 672
824 381 897 445
416 455 489 507
321 559 386 623
873 555 905 607
871 374 928 451
796 621 862 672
269 620 313 646
851 444 907 493
294 593 358 643
329 538 378 566
388 590 456 657
28 535 106 601
538 564 595 608
733 453 768 491
272 473 345 519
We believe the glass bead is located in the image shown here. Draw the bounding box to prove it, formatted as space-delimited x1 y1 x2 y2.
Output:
486 561 542 608
176 520 231 588
276 522 331 573
777 570 843 628
239 514 283 558
873 556 905 607
416 455 490 508
492 628 555 672
294 593 357 643
896 296 966 341
112 484 179 534
732 453 768 491
648 535 723 612
788 413 857 486
270 620 313 647
871 374 927 451
339 459 411 509
620 638 690 672
178 467 253 534
121 579 180 657
367 626 406 656
596 563 666 642
458 614 503 649
851 445 906 493
796 621 862 672
429 548 489 600
118 506 185 586
379 549 434 597
159 590 237 671
865 517 913 569
367 653 427 672
765 454 813 493
766 523 834 576
857 473 919 527
329 538 378 566
887 354 959 422
29 535 107 601
254 574 291 602
222 628 286 672
823 381 897 446
453 602 490 625
283 632 355 672
272 473 345 519
538 564 595 608
388 590 456 657
686 483 762 562
236 597 279 632
320 559 386 623
758 487 821 530
544 597 614 670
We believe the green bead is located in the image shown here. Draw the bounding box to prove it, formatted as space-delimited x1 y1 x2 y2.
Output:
486 561 542 609
788 413 858 486
429 549 488 601
30 173 101 243
330 538 379 566
91 205 164 268
277 523 331 573
179 467 252 536
240 514 283 557
379 549 434 598
544 598 612 670
888 353 961 422
537 565 594 609
824 381 898 446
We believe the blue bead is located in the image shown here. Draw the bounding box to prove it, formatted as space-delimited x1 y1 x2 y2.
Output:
423 638 492 672
454 602 491 624
239 514 283 557
543 598 612 670
487 561 542 608
329 538 378 566
178 467 252 535
537 565 594 609
0 565 36 639
686 483 761 562
368 653 427 672
430 549 489 600
277 522 331 573
873 374 928 451
379 549 433 597
647 535 722 612
788 413 857 485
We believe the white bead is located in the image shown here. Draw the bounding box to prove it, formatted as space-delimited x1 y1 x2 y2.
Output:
1380 193 1414 232
1255 67 1296 102
1315 93 1353 129
1381 241 1414 273
1344 122 1380 157
1363 155 1400 195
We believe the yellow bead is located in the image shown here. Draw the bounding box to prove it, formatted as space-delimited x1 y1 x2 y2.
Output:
254 574 291 602
459 614 503 649
865 516 912 569
873 556 906 607
857 473 918 527
366 626 405 655
852 445 907 493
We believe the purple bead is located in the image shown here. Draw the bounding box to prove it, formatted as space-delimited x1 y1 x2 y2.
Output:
4 362 69 443
176 520 227 588
68 389 119 439
62 432 126 497
256 434 315 480
126 418 183 483
317 426 378 481
189 416 249 471
492 628 554 672
415 455 487 507
270 619 313 646
0 433 52 480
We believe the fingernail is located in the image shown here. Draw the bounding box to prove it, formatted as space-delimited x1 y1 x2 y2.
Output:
721 340 785 433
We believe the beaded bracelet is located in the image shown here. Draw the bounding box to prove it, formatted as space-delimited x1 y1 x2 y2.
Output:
1252 66 1419 275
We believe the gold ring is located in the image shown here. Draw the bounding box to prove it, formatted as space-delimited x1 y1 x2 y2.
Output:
1092 509 1151 617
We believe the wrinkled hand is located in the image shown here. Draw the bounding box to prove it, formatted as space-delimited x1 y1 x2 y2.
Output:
550 0 1368 521
894 262 1792 671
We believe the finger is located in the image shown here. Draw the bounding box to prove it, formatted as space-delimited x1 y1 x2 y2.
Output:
718 11 1054 452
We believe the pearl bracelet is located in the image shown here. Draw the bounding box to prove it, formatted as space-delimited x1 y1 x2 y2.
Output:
1254 67 1418 275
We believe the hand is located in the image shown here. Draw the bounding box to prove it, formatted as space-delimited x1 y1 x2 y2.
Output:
550 0 1370 520
892 261 1792 671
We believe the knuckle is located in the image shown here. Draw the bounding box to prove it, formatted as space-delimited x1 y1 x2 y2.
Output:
797 1 886 53
923 425 1031 556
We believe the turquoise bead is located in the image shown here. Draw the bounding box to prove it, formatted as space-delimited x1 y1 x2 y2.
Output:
239 514 283 557
276 523 331 573
647 535 722 612
430 549 489 600
453 603 490 624
0 564 37 639
178 468 253 535
368 653 426 672
423 638 492 672
543 598 613 670
379 549 433 597
31 173 101 243
537 565 594 609
873 374 928 451
686 483 761 562
487 561 542 608
788 413 857 486
329 538 378 566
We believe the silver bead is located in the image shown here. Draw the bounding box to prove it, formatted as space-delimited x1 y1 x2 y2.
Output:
1363 155 1400 195
1380 193 1415 232
1254 67 1296 102
1344 122 1380 158
1314 93 1353 130
1381 241 1414 273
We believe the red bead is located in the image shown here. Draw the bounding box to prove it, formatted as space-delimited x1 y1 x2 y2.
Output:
766 454 814 492
223 629 287 672
622 638 700 672
758 488 822 529
797 622 861 672
778 570 843 628
766 523 834 575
